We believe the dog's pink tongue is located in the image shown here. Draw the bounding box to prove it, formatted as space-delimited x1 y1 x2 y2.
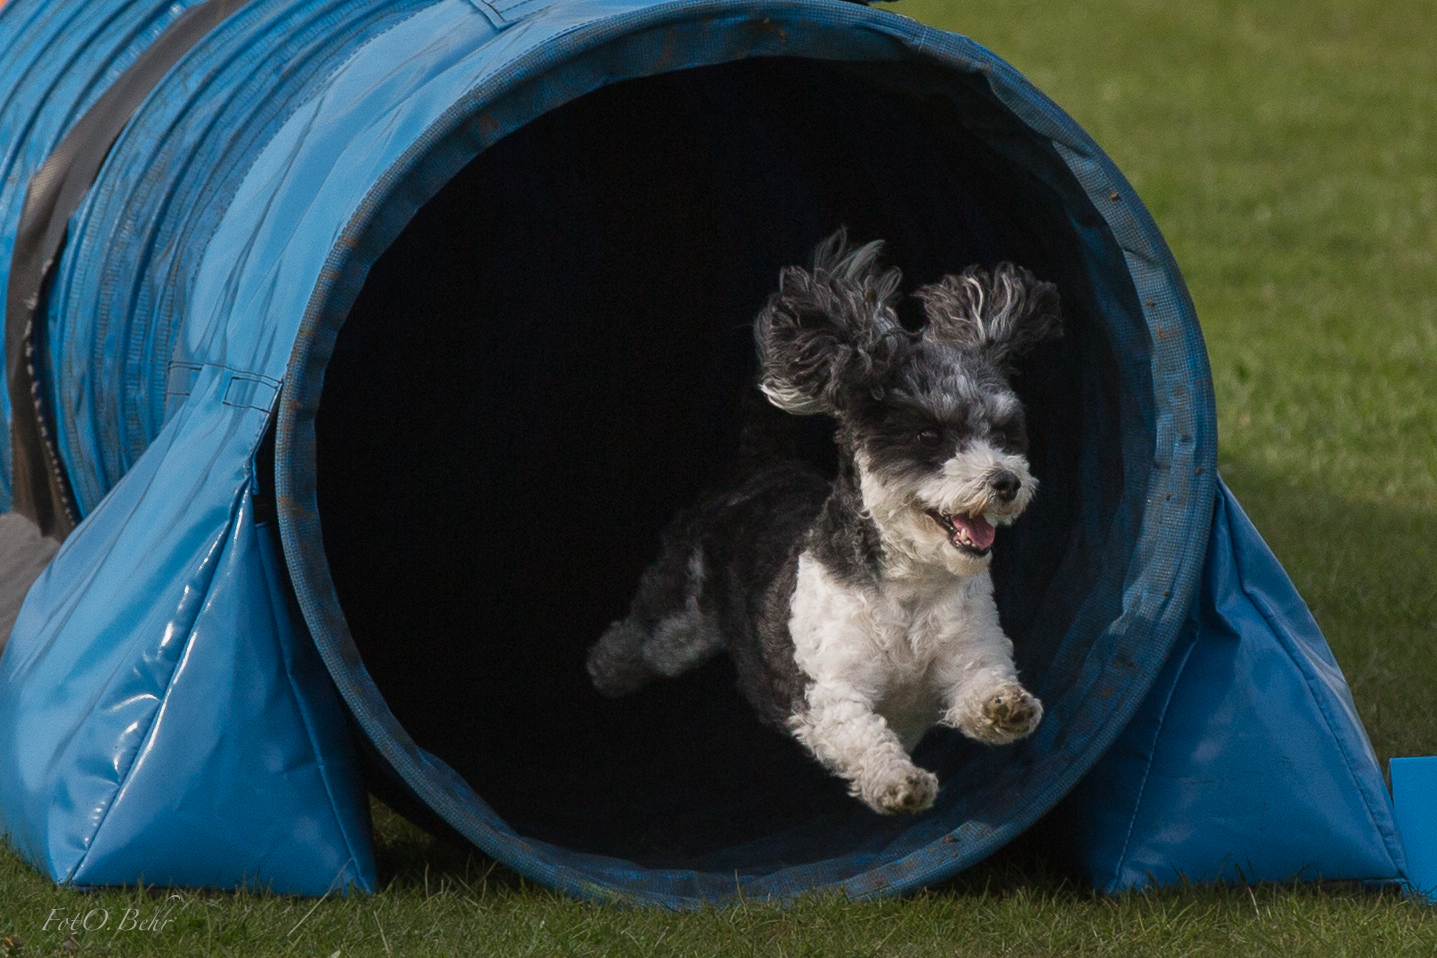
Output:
951 514 996 551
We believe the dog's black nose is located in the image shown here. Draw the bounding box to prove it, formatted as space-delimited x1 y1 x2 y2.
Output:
991 471 1022 502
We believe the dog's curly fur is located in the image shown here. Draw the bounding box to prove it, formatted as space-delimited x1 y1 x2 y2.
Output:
587 230 1062 815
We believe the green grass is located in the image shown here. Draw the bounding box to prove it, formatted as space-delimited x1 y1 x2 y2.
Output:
4 0 1436 953
3 810 1437 957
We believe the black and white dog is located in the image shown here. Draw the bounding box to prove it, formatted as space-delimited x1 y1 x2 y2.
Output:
586 231 1061 815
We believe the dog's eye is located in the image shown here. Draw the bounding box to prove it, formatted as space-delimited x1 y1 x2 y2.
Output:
917 427 942 447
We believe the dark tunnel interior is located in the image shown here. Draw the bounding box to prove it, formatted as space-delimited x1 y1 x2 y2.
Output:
314 56 1130 872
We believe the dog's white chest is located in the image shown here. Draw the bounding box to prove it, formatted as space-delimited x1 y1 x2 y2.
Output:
788 551 993 748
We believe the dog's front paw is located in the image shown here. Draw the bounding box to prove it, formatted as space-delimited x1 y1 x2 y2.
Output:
981 685 1043 742
945 684 1043 745
860 766 939 815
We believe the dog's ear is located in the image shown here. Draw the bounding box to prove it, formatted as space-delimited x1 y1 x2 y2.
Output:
755 229 907 415
915 263 1062 367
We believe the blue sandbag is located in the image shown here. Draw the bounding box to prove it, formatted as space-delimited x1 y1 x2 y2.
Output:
0 0 1398 905
1391 758 1437 902
1053 480 1403 891
0 478 374 892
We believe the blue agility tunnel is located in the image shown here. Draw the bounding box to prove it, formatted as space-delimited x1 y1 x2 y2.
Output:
0 0 1406 904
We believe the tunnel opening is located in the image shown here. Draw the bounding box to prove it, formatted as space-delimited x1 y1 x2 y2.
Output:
313 55 1133 875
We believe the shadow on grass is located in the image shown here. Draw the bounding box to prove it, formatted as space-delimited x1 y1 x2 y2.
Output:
370 799 530 898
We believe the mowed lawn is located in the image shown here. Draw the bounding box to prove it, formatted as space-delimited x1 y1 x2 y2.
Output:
2 0 1435 955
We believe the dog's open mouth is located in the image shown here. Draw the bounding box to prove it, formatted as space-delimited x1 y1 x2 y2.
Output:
926 510 996 556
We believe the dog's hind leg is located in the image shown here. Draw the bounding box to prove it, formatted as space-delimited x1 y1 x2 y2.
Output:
586 617 656 697
587 542 725 696
640 544 725 678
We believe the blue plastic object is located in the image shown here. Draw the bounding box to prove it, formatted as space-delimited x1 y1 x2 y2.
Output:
1053 483 1404 890
1391 758 1437 902
0 486 374 892
0 0 1403 904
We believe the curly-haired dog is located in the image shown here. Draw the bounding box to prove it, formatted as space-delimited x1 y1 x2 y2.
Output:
586 230 1061 814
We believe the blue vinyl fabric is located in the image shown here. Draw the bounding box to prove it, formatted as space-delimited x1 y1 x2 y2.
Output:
0 483 375 892
1391 758 1437 902
0 0 1399 905
0 0 211 508
1053 480 1404 891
